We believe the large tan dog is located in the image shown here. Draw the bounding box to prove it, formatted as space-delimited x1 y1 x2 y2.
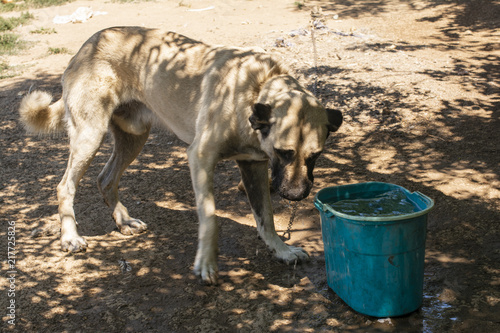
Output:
19 27 342 284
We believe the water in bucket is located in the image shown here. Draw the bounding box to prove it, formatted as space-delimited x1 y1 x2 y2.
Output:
328 189 418 217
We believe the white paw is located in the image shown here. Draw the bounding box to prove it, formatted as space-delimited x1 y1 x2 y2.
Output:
61 235 88 252
275 245 310 265
118 219 147 235
193 250 218 285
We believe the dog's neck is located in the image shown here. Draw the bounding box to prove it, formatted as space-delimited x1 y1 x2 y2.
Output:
256 75 308 105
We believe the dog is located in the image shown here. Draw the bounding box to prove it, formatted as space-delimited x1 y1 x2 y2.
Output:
19 26 342 284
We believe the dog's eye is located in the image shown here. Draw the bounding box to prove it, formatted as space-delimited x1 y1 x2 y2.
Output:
306 151 322 164
275 148 295 161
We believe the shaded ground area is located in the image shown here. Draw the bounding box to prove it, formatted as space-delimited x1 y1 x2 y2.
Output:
1 0 499 332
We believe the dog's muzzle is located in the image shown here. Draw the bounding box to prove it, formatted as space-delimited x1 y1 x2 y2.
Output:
272 158 315 201
273 177 312 201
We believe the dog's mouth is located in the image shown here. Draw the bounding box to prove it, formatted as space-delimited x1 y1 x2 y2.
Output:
272 167 313 201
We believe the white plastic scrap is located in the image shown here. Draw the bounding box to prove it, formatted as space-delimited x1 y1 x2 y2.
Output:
118 259 132 273
289 28 309 37
187 6 215 12
377 318 393 325
53 7 107 24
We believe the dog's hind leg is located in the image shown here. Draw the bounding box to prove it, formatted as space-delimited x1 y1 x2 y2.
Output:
57 117 109 252
97 104 150 235
237 160 310 264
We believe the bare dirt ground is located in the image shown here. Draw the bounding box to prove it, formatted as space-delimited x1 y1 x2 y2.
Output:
1 0 499 332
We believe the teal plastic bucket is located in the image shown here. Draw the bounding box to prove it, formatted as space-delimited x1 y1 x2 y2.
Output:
314 182 434 317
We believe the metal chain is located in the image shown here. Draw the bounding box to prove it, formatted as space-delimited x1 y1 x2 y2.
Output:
282 201 298 240
311 22 319 97
282 10 320 240
311 9 320 98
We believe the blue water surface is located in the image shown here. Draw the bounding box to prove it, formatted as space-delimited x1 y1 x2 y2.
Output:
329 189 418 217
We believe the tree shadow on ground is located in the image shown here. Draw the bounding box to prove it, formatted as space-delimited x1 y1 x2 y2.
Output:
2 5 500 328
316 0 500 30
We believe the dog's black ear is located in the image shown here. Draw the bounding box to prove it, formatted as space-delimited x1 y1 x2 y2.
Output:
326 108 343 133
250 103 272 136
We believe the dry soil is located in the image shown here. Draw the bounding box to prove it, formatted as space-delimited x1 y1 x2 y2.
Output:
1 0 499 332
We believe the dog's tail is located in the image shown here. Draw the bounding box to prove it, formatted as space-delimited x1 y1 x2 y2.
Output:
19 91 66 134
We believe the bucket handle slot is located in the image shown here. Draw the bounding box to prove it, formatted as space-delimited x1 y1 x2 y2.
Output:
314 200 335 218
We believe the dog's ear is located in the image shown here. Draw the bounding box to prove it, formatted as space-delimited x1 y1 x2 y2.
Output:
326 108 343 133
249 103 272 136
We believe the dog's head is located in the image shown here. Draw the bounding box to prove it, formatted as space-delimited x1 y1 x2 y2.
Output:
250 89 342 201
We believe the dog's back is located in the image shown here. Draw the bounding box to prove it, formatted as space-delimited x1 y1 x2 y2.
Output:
58 26 286 144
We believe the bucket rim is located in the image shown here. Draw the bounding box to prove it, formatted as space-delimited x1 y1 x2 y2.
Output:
314 181 435 222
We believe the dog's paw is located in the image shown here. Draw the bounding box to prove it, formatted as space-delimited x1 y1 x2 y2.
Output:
118 219 147 235
61 235 88 252
275 245 310 265
194 253 219 285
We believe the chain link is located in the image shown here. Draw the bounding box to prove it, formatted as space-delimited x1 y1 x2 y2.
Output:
282 201 298 240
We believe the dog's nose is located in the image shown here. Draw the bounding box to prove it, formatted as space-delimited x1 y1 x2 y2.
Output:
280 183 311 201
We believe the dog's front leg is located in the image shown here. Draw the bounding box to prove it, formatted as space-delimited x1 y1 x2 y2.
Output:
188 145 219 285
237 160 309 264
